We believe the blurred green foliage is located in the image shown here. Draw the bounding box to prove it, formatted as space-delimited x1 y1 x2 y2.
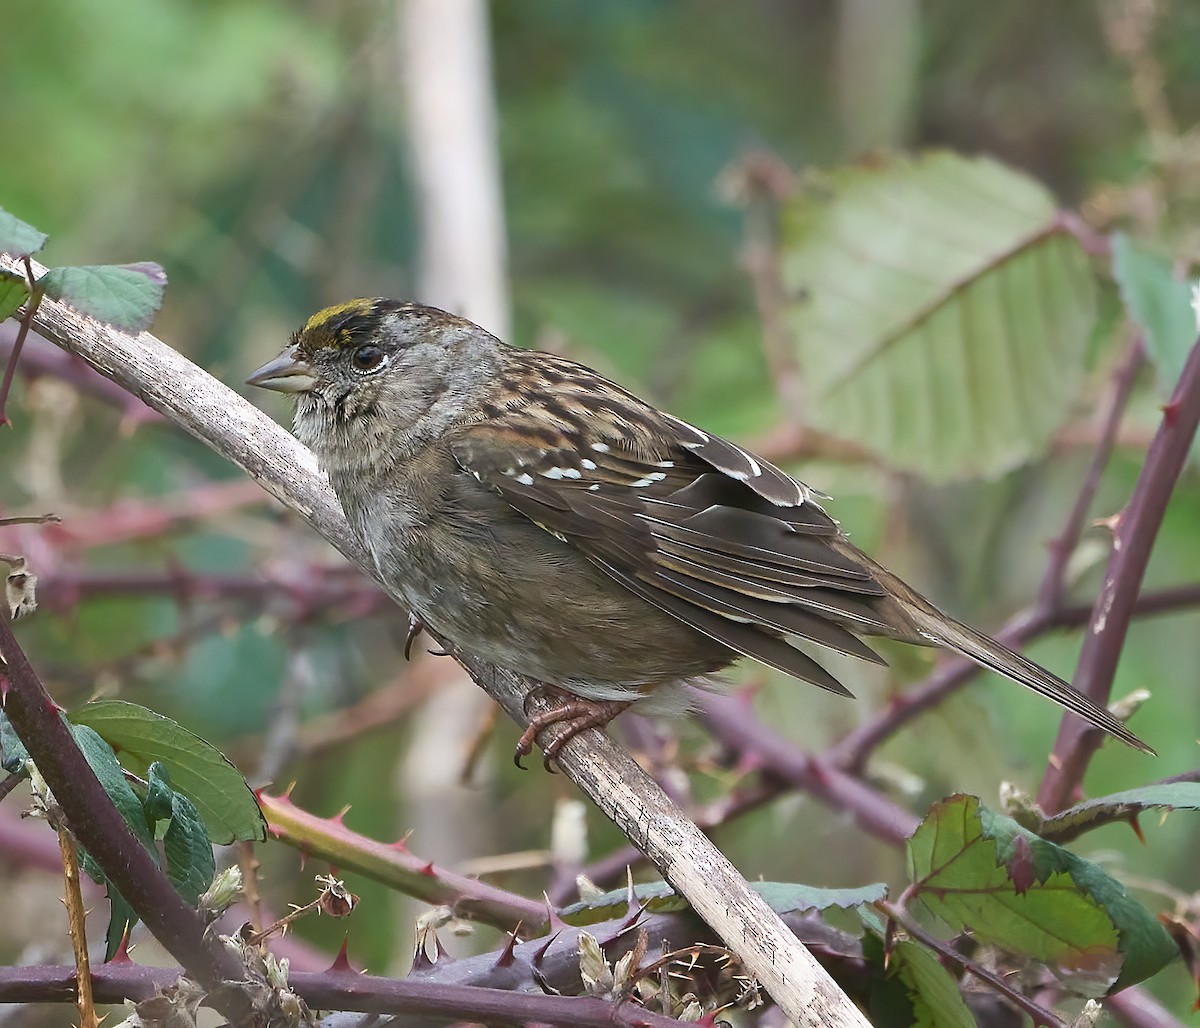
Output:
2 0 1200 1017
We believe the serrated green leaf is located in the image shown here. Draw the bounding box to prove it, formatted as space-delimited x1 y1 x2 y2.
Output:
907 795 1175 994
781 152 1094 481
164 789 216 907
69 700 265 844
0 208 47 258
1042 782 1200 844
0 270 30 322
861 913 975 1028
39 262 166 333
754 881 889 913
1111 233 1196 390
559 879 887 926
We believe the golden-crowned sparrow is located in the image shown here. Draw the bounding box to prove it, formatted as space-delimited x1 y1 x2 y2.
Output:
248 298 1152 763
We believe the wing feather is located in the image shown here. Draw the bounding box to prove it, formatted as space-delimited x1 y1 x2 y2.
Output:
451 417 888 688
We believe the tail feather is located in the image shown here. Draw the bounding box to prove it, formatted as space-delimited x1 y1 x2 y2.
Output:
903 605 1154 755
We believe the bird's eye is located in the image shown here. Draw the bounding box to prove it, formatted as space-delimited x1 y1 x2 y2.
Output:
350 344 387 374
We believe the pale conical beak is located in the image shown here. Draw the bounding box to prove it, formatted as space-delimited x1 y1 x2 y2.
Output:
246 346 319 394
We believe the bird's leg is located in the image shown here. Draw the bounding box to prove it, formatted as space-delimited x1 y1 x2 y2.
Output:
514 685 632 771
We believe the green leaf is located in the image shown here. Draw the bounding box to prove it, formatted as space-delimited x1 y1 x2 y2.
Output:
907 795 1176 994
71 724 158 852
39 262 167 333
163 787 216 907
861 912 975 1028
101 886 138 962
1042 782 1200 844
0 711 30 775
0 208 47 258
70 723 159 958
559 879 887 926
69 700 265 844
0 270 30 322
143 761 177 823
1111 233 1196 391
781 152 1095 481
753 881 889 914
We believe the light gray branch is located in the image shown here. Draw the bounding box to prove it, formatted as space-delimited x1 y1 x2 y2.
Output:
1 254 870 1028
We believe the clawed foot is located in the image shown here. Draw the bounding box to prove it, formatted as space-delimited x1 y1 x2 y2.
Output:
404 614 449 659
514 686 632 771
404 614 425 660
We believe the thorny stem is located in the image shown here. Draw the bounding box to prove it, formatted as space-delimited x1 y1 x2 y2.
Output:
1038 339 1146 613
874 899 1067 1028
831 340 1155 774
1039 334 1200 813
56 824 99 1028
0 616 248 1007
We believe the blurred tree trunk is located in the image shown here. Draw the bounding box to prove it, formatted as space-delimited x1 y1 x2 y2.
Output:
834 0 920 151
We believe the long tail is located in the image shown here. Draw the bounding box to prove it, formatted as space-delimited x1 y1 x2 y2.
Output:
902 605 1154 755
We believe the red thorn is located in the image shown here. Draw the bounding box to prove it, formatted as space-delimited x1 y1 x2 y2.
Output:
107 926 133 964
328 935 357 974
1161 399 1180 426
330 805 351 826
389 831 412 852
411 943 435 972
531 929 562 967
1129 813 1147 846
541 892 567 935
258 782 298 804
266 822 285 841
433 934 451 963
620 869 644 928
494 922 522 968
419 861 437 878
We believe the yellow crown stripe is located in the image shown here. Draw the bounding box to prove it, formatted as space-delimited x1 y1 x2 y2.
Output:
302 298 377 336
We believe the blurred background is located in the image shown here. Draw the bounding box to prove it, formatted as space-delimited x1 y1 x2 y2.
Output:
2 0 1200 1020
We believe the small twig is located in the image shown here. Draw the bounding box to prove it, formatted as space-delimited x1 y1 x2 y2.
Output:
0 774 21 804
56 823 99 1028
0 513 62 528
0 256 43 426
874 899 1067 1028
1039 334 1200 813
